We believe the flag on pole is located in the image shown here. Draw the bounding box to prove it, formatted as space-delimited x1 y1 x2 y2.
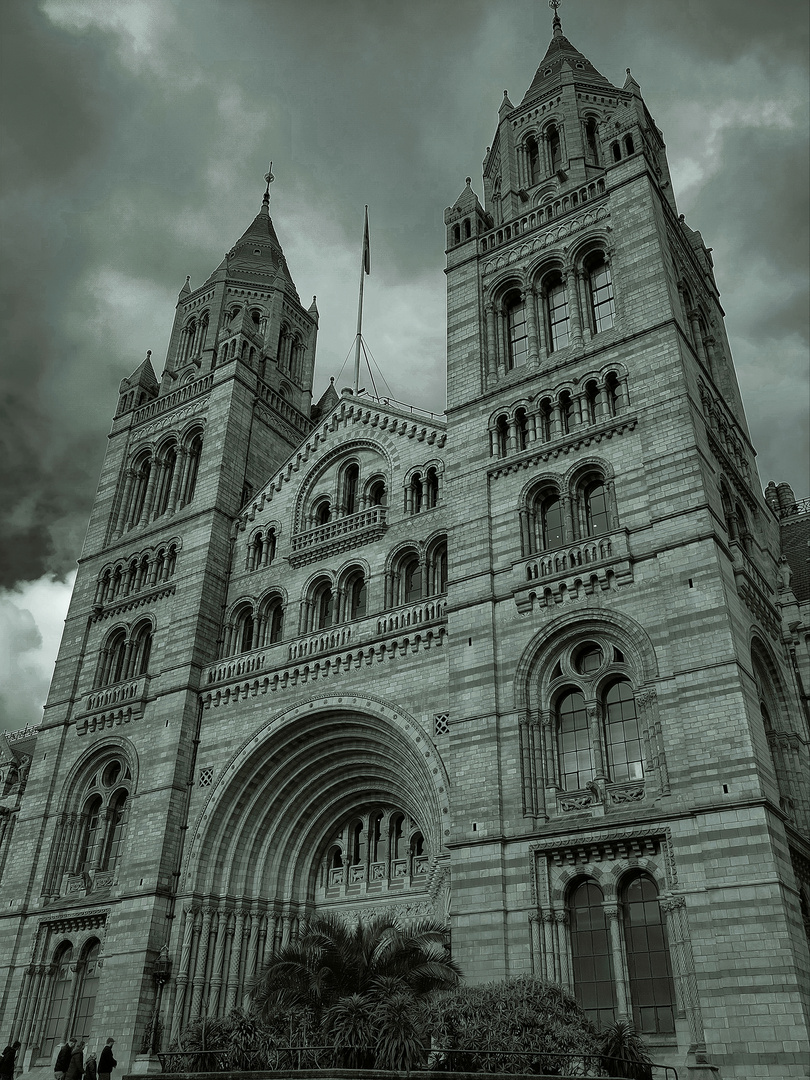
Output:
362 205 371 275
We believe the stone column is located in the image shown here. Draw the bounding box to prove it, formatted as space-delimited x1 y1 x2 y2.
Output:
170 907 195 1043
531 717 547 820
604 905 631 1020
525 287 540 366
543 912 557 983
555 911 572 989
588 703 607 780
567 269 584 348
529 912 542 977
207 911 228 1017
485 304 497 379
167 450 186 514
190 908 213 1018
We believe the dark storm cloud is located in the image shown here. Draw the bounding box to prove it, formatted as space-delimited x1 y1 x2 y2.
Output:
0 0 807 592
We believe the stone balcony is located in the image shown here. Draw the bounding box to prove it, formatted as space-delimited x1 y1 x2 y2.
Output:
289 506 388 566
203 597 447 691
74 675 150 736
513 529 633 613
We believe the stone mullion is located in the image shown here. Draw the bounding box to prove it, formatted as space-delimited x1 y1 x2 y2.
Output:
528 912 542 976
257 914 270 971
525 287 539 367
190 908 213 1019
555 911 572 989
519 717 534 816
531 718 547 820
542 712 558 794
560 492 574 546
604 905 631 1020
567 270 584 348
149 459 169 522
496 308 507 376
542 912 557 982
588 702 606 781
167 450 186 514
485 304 497 379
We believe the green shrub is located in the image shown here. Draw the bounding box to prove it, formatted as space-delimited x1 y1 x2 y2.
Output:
430 976 599 1074
598 1021 653 1080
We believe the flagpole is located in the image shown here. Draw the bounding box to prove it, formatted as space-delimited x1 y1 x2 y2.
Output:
353 206 369 393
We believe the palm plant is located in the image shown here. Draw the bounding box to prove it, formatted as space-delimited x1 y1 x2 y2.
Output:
251 911 460 1017
598 1020 653 1080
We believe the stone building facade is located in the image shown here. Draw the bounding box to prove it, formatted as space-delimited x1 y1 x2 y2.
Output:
1 14 808 1080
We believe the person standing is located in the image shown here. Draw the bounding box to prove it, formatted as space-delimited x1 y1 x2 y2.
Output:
55 1038 77 1079
0 1041 21 1079
97 1039 116 1080
82 1051 97 1080
65 1041 84 1080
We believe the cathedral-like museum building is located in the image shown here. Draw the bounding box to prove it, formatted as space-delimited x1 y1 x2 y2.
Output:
1 13 808 1080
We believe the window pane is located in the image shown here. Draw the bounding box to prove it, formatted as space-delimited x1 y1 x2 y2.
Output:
558 691 592 789
622 875 676 1034
507 298 528 368
41 949 73 1059
548 282 569 351
542 496 564 550
590 262 615 332
585 482 610 536
569 881 615 1028
605 681 644 782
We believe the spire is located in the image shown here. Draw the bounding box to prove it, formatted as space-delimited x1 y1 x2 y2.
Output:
262 161 275 212
520 4 615 106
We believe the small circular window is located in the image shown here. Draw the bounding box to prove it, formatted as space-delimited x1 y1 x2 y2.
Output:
575 643 603 675
102 760 122 788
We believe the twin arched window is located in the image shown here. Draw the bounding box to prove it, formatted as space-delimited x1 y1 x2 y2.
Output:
95 621 153 687
569 873 676 1034
524 472 614 556
225 595 285 655
557 677 643 790
248 527 277 571
406 467 440 514
389 539 447 607
41 939 102 1058
115 431 203 538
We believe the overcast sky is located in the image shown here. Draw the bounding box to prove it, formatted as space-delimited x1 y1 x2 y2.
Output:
1 0 808 736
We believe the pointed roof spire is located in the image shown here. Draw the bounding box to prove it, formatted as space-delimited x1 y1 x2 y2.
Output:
549 0 563 38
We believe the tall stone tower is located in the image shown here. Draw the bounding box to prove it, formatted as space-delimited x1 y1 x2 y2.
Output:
0 11 807 1080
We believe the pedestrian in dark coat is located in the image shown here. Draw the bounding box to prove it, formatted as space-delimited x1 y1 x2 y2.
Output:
65 1042 84 1080
83 1051 97 1080
55 1038 76 1078
98 1038 116 1080
0 1041 21 1079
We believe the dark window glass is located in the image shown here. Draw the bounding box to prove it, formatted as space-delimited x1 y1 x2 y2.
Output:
41 947 74 1058
569 881 616 1029
590 259 615 333
623 875 676 1034
585 118 599 164
102 791 128 870
72 942 101 1043
605 680 644 782
268 604 284 644
548 281 569 351
576 644 603 674
343 465 359 515
316 587 333 629
527 137 540 184
506 295 528 368
239 614 254 652
548 126 562 173
350 577 367 619
404 560 422 603
558 691 593 789
585 481 610 536
79 796 103 872
541 495 564 550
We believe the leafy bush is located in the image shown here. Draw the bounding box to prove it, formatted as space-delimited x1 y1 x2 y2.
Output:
430 976 600 1074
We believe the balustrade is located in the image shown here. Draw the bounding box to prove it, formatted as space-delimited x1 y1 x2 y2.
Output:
292 506 387 554
133 374 213 425
480 182 607 254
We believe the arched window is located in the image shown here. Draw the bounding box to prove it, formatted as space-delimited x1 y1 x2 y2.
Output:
527 136 541 184
129 621 152 676
343 464 359 515
425 467 440 509
586 253 615 333
347 572 367 620
495 414 509 457
391 814 405 861
452 224 460 245
72 940 102 1043
557 691 592 789
515 408 528 451
621 874 676 1034
78 794 103 872
427 539 448 596
559 390 574 434
261 597 284 645
505 291 528 368
41 944 74 1058
537 398 552 442
314 499 332 526
408 473 423 514
541 493 565 550
623 133 635 156
183 432 203 505
368 478 387 506
97 628 127 687
128 455 152 527
154 445 177 518
584 117 600 164
604 680 644 781
545 273 569 351
584 479 610 536
101 790 129 870
350 820 364 865
547 124 562 173
569 880 616 1029
611 141 621 162
403 557 422 604
314 581 334 630
604 371 620 416
370 811 384 863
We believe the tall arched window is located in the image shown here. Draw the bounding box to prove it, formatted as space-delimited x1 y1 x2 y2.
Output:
604 680 644 781
547 124 562 173
495 414 509 457
129 621 153 676
154 445 177 518
569 880 616 1029
584 479 610 536
515 408 529 451
343 464 359 515
527 136 541 184
368 478 387 506
545 274 569 351
183 432 203 505
128 455 152 526
584 118 600 164
41 944 74 1058
262 597 284 645
505 292 528 368
558 690 592 789
101 790 129 870
97 628 127 687
586 254 615 333
621 874 676 1034
314 582 334 629
404 557 422 603
314 499 332 526
78 794 103 872
425 467 440 508
72 940 102 1043
348 572 367 620
427 539 448 596
541 494 565 550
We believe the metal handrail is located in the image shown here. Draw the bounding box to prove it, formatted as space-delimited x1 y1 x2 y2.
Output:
156 1045 677 1078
